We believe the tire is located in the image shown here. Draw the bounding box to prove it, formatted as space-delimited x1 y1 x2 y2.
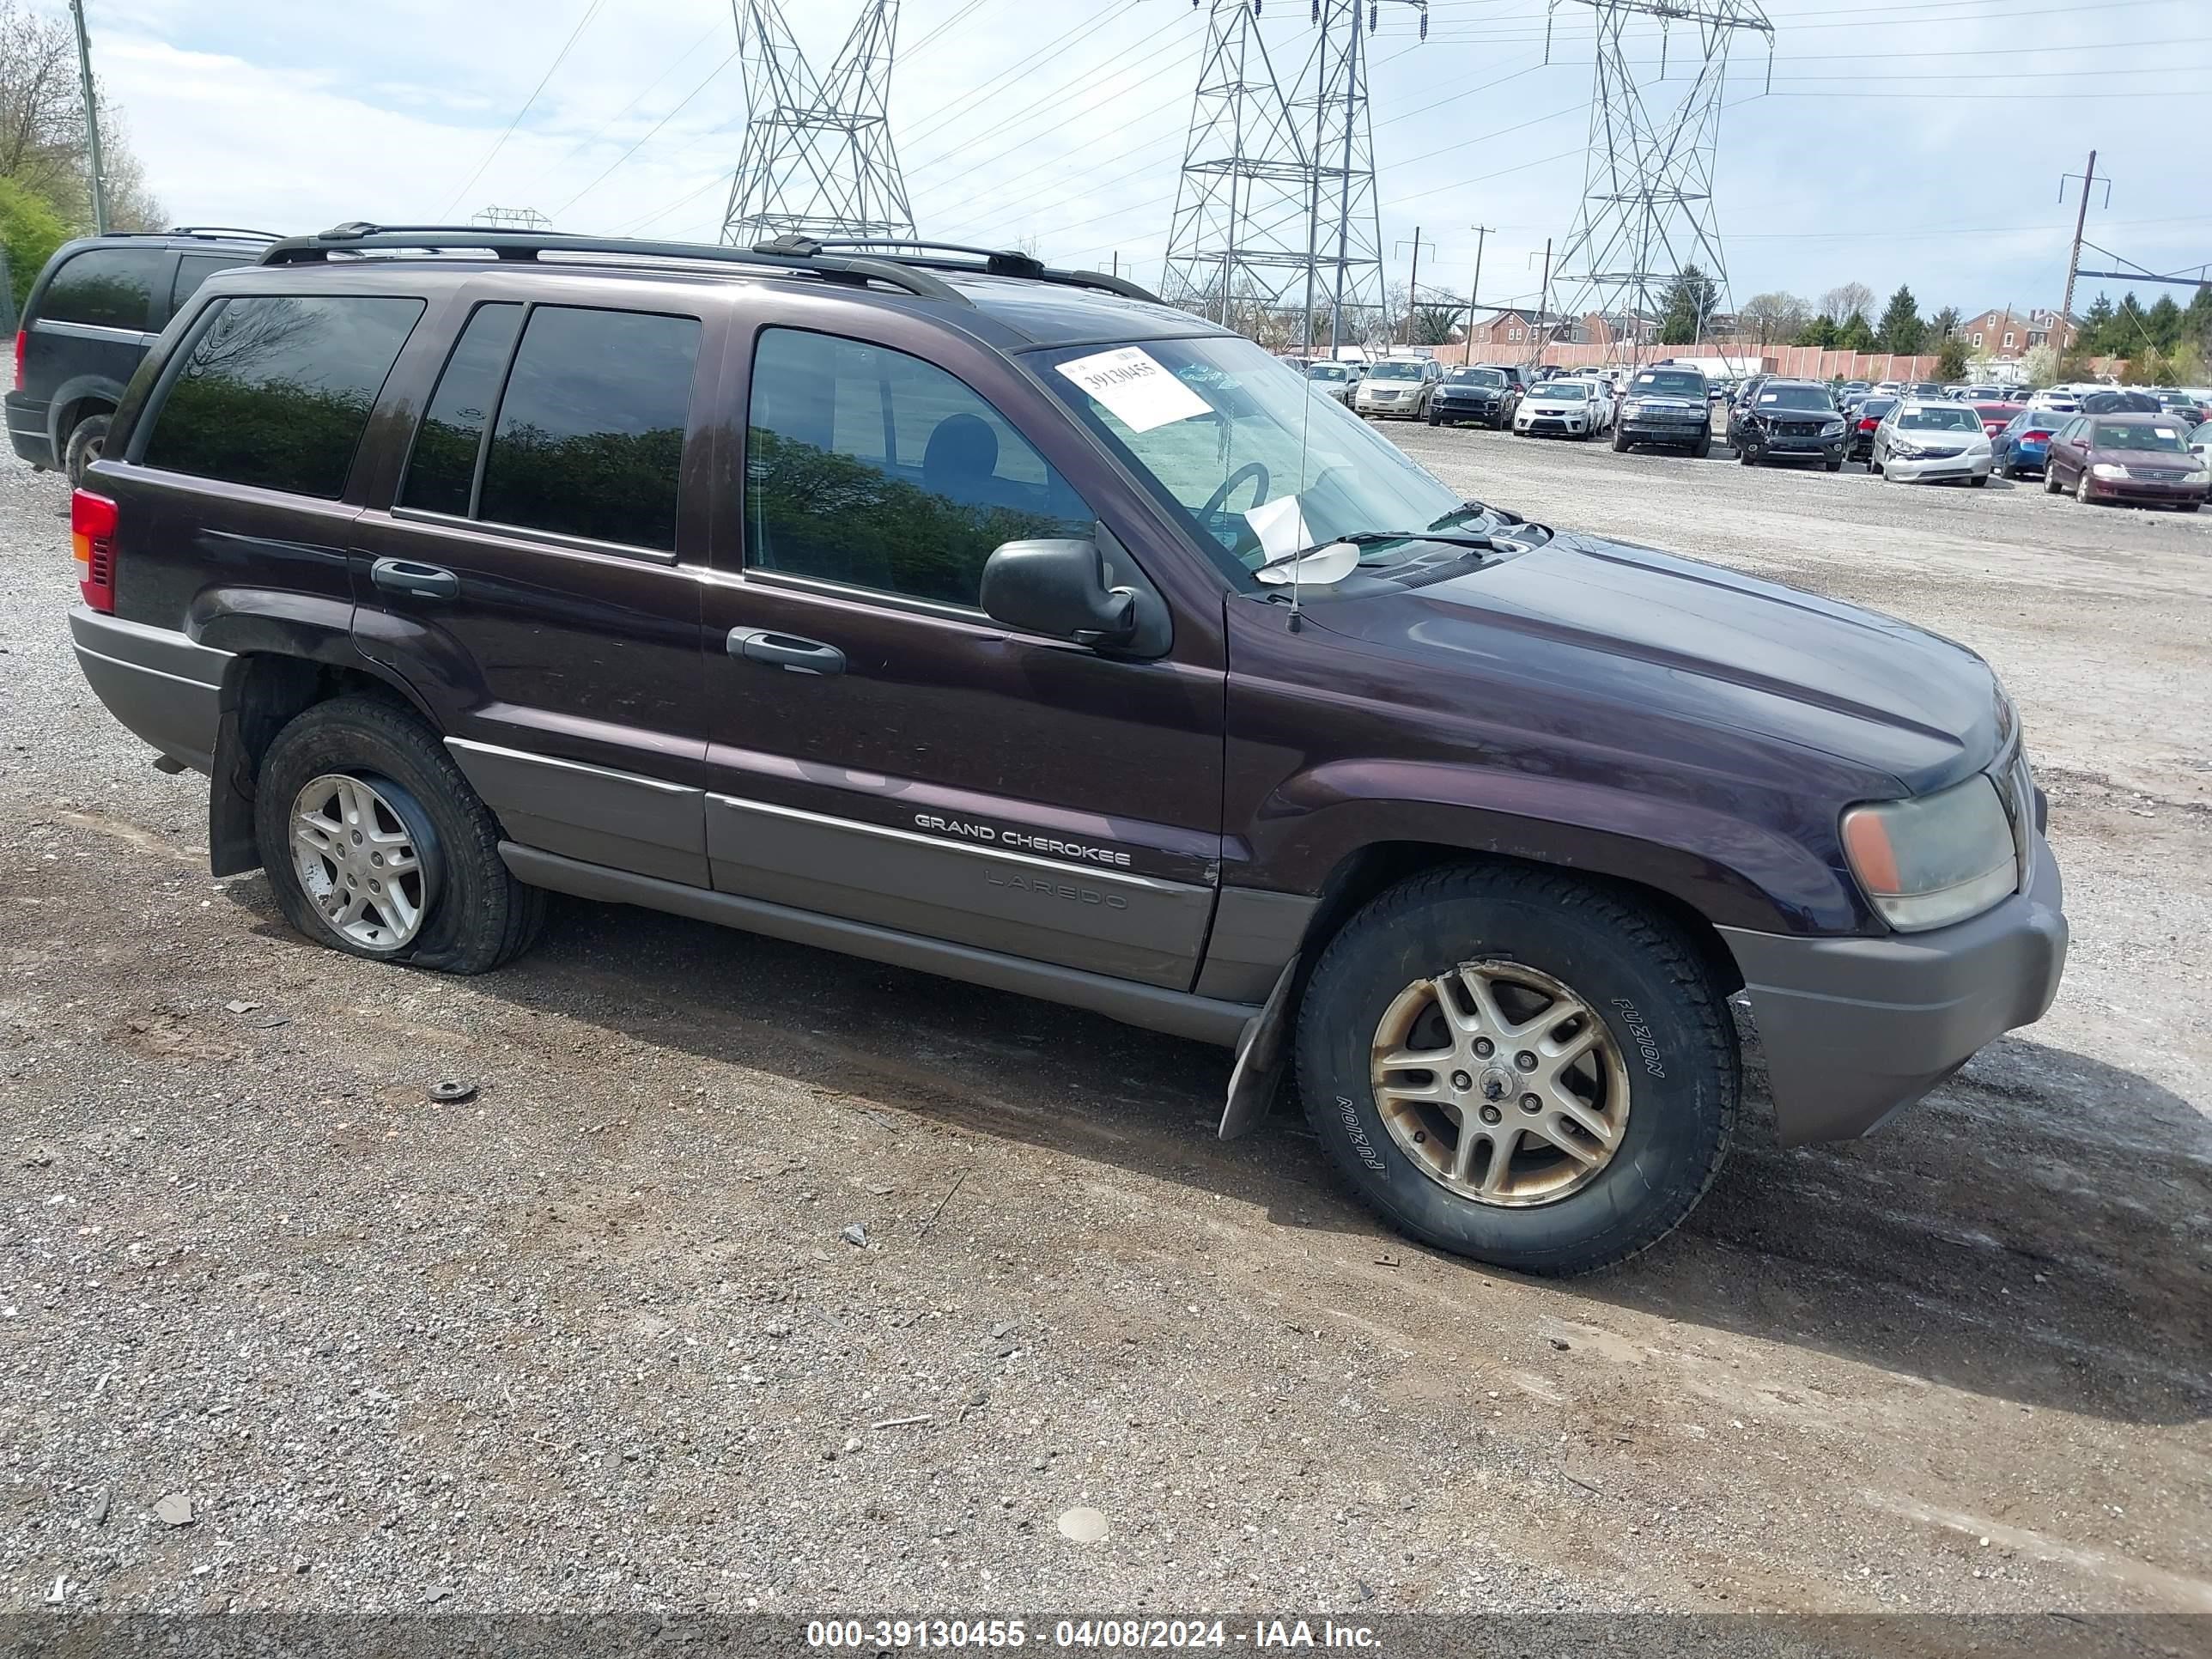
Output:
1825 454 1843 472
63 412 112 489
1612 429 1630 453
253 695 545 975
1969 474 1988 488
2076 471 2093 504
1427 410 1441 428
1295 863 1737 1275
2044 465 2063 495
1737 442 1755 465
1870 453 1883 476
1692 434 1711 459
2180 501 2200 513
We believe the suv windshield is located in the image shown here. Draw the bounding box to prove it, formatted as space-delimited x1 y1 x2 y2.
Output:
1449 368 1505 386
1632 371 1704 396
1365 362 1420 380
2095 421 2187 452
1897 406 1979 432
1759 385 1832 410
1041 334 1472 578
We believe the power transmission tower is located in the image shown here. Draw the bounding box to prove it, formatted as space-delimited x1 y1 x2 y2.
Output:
1161 1 1428 354
721 0 915 246
1547 0 1771 369
471 206 553 231
67 0 106 234
2057 151 2107 326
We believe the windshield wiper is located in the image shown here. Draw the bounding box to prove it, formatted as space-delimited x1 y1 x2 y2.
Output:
1429 497 1525 530
1254 529 1498 579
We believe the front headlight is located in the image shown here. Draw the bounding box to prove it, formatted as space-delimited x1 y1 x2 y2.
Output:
1890 439 1923 458
2185 465 2211 483
2091 462 2128 480
1968 439 1991 455
1841 775 2017 932
1620 399 1643 417
1820 419 1844 436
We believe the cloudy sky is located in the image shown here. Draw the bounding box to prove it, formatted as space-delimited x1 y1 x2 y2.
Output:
82 0 2212 324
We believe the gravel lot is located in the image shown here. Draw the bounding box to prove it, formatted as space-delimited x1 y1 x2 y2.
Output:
3 420 2208 1628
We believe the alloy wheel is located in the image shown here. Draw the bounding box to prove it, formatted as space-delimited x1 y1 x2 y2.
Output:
1369 960 1632 1207
290 773 428 950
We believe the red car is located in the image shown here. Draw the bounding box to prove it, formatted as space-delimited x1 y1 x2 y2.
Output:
1972 402 2023 439
2043 413 2210 510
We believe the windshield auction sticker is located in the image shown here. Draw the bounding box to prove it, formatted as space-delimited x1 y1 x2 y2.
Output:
1055 346 1212 434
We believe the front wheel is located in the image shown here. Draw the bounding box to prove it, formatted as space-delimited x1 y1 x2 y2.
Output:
2045 465 2063 494
1612 429 1630 453
1970 474 1988 488
2076 471 2094 504
253 696 545 974
1737 443 1755 465
1295 863 1738 1275
1692 434 1711 459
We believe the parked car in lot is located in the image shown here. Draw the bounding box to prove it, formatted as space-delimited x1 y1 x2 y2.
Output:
1513 375 1611 439
1306 361 1360 404
6 227 276 486
1612 364 1712 455
1869 399 1993 486
2042 413 2209 509
1428 364 1516 428
1353 356 1440 419
2076 389 2161 416
2191 418 2212 467
2154 390 2207 428
65 222 2069 1277
1729 380 1844 469
1960 384 2003 402
1991 408 2063 479
1840 395 1898 464
1971 401 2024 439
2027 388 2081 416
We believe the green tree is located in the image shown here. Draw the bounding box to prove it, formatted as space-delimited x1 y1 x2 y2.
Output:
2108 292 2148 356
2145 295 2183 351
1928 305 1961 342
0 173 64 309
1875 285 1925 354
2078 293 2116 353
1837 312 1878 352
1656 264 1719 344
1935 336 1970 381
2182 284 2212 356
1794 314 1838 349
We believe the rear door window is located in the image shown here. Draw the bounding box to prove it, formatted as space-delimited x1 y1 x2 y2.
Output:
398 302 525 518
139 295 426 498
474 306 701 553
40 246 163 331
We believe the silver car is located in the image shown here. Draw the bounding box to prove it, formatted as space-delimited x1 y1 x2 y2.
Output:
1306 361 1361 405
1352 357 1440 420
1869 398 1993 486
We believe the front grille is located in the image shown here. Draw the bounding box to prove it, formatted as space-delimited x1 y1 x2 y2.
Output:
1916 445 1964 459
2135 468 2188 482
1772 419 1826 437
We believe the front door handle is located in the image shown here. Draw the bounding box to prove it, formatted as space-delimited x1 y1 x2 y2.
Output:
371 557 460 602
726 629 844 676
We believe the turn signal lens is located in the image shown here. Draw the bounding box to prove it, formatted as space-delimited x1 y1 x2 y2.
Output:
70 489 117 612
1840 775 2016 933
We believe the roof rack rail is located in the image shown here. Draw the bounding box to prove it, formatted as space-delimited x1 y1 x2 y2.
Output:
169 226 283 241
759 234 1164 305
258 223 972 306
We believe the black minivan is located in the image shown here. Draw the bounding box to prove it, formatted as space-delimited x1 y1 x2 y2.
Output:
7 228 276 485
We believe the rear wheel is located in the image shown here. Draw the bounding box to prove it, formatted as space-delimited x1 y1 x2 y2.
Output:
63 412 111 489
253 696 544 974
1295 863 1738 1276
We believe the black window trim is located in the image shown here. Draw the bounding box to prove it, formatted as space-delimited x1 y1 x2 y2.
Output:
389 296 702 564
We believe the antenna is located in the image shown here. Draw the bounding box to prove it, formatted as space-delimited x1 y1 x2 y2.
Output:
1547 0 1772 374
721 0 915 245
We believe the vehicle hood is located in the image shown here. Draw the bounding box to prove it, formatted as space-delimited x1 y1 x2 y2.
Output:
1623 391 1704 408
1304 532 2007 793
1522 393 1591 411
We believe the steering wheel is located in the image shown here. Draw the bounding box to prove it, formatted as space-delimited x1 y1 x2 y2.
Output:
1198 460 1271 526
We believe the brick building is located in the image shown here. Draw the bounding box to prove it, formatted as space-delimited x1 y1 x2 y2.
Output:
1960 307 2078 359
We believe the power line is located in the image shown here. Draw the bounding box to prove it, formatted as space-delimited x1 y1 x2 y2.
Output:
439 0 608 217
557 47 742 218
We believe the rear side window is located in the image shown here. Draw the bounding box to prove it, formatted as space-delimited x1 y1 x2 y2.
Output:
170 254 246 313
475 307 699 553
746 326 1093 608
40 246 163 330
141 295 425 498
399 302 524 517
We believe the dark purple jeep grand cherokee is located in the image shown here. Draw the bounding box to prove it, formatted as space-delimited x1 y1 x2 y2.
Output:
64 226 2067 1273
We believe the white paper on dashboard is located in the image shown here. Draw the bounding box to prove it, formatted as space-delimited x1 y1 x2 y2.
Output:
1243 494 1312 565
1054 346 1212 433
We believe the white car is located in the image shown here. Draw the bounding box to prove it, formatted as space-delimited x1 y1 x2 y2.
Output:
2027 389 2081 416
1869 398 1993 485
1514 377 1613 440
2191 418 2212 469
1306 361 1360 405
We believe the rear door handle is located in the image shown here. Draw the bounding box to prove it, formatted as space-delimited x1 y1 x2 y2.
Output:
726 629 844 676
371 558 460 601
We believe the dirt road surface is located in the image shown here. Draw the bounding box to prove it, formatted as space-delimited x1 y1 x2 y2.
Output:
3 429 2207 1628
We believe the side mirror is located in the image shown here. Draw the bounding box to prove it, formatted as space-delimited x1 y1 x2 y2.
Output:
980 538 1136 647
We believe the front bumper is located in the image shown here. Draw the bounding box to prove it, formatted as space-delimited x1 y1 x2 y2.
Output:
1887 451 1992 483
1432 397 1504 424
1518 415 1587 434
1745 430 1844 460
1356 395 1419 417
70 605 232 775
2081 474 2209 505
1718 830 2068 1146
1620 415 1709 442
5 391 53 468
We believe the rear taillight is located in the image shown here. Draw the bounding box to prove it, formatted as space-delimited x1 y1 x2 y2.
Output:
71 489 117 612
11 329 23 392
2027 429 2051 442
1858 417 1877 431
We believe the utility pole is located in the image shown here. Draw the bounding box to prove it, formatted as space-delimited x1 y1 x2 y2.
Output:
2058 149 2103 331
1395 227 1432 348
1462 224 1492 365
1530 237 1553 369
68 0 107 235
